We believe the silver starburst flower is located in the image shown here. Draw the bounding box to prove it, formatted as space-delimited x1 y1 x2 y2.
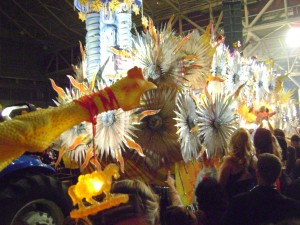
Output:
196 94 238 158
132 19 184 86
92 109 139 160
60 123 91 165
51 61 141 168
253 63 269 101
225 54 250 97
174 92 201 162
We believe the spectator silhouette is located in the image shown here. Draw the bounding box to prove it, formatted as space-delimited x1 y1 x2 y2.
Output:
195 177 229 225
225 153 300 225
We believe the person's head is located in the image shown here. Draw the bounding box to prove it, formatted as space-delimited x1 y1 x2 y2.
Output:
90 179 160 225
228 128 255 165
290 134 300 148
275 136 287 152
259 105 266 112
254 128 274 156
111 179 160 225
256 153 282 186
274 128 285 139
195 177 229 214
164 206 197 225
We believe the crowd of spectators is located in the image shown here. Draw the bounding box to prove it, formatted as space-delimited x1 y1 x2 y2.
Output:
64 127 300 225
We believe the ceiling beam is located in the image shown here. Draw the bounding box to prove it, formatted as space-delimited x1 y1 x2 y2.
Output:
246 16 300 33
215 11 223 32
37 0 84 38
63 0 74 9
181 14 205 33
164 0 206 33
179 15 183 35
12 0 69 43
0 6 34 39
289 55 300 72
289 72 300 77
244 0 249 27
142 1 153 14
284 0 288 19
165 0 179 12
288 76 300 88
209 3 213 23
151 1 222 25
249 0 275 27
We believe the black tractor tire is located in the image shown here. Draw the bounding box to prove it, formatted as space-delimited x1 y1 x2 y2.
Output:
0 173 73 225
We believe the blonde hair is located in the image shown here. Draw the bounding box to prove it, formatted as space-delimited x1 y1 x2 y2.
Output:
111 179 160 225
228 128 255 166
272 135 282 160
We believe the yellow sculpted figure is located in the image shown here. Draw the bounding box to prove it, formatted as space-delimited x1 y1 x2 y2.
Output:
68 163 128 218
0 67 156 171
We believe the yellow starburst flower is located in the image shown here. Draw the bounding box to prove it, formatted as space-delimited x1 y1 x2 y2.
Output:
124 0 134 8
79 0 88 5
141 16 148 29
109 0 121 11
91 0 103 12
78 12 86 22
278 89 295 104
132 3 140 15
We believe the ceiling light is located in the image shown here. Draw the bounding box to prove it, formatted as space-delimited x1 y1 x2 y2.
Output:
286 27 300 48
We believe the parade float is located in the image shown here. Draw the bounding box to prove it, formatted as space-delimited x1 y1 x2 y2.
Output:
0 0 299 221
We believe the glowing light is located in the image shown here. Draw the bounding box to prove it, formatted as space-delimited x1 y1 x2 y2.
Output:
91 179 103 192
286 27 300 48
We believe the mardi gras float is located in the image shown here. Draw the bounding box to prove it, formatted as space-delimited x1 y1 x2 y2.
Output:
0 0 299 220
50 0 299 210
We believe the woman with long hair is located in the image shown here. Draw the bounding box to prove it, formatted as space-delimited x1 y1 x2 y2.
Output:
218 128 257 198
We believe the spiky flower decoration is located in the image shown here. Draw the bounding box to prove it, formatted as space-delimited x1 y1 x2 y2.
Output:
225 53 250 97
133 85 182 169
92 109 143 161
196 94 238 158
174 92 201 162
51 54 142 170
277 88 295 105
59 125 90 165
253 63 269 101
50 58 91 166
132 17 189 87
180 25 216 90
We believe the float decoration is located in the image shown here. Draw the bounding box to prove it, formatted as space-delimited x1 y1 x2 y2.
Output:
53 67 151 171
132 85 182 169
0 66 156 172
225 50 250 99
196 93 238 158
74 0 142 83
174 92 201 162
132 16 190 87
68 163 129 218
180 23 216 90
